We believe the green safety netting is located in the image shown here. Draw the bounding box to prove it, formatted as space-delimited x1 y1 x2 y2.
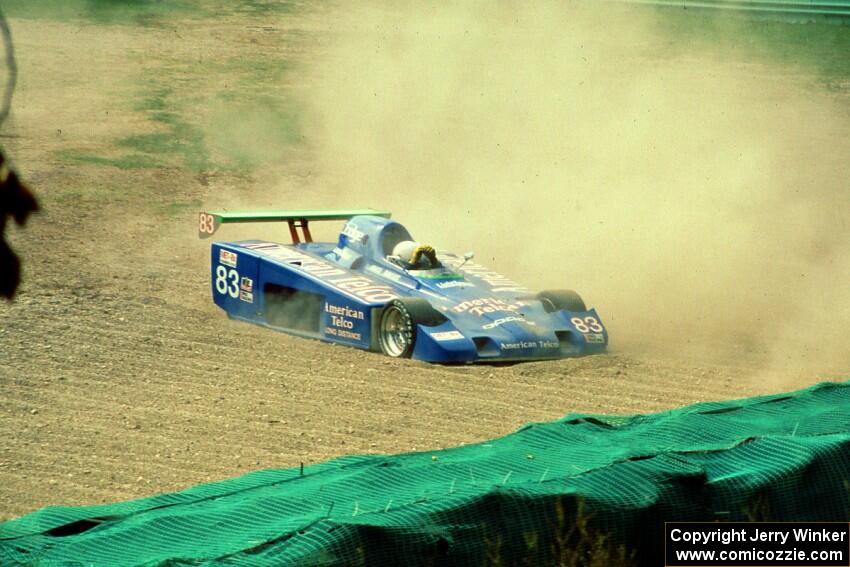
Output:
1 381 849 566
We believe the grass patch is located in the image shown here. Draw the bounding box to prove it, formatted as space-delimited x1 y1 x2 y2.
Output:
205 94 301 169
41 2 304 176
158 199 202 218
181 56 295 92
116 121 208 171
650 9 850 84
56 150 161 170
236 58 294 89
55 71 301 174
227 0 298 16
135 87 172 113
3 0 194 25
42 183 137 206
98 85 212 171
124 57 300 171
48 190 85 203
4 0 300 23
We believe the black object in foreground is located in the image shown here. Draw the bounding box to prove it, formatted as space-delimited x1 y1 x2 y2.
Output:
0 150 38 299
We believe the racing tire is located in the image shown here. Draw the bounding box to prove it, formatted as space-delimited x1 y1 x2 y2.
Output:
378 298 446 358
537 289 587 313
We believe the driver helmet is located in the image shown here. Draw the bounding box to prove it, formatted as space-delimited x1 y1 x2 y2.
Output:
392 240 419 264
393 240 440 269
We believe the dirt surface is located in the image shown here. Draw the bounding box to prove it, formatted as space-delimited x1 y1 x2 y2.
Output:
1 3 848 520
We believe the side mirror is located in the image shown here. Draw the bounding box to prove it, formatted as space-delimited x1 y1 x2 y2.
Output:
458 251 474 269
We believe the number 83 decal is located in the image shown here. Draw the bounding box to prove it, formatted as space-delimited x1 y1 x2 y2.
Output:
570 316 603 333
199 213 216 235
215 265 240 298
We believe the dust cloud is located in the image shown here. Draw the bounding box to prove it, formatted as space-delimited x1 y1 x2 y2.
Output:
277 3 850 375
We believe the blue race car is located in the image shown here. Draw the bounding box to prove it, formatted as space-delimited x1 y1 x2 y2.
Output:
199 209 607 363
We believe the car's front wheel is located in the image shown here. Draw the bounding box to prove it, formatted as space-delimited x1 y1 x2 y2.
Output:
379 301 414 357
378 298 446 358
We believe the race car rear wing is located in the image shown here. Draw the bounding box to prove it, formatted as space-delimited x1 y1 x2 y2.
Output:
198 208 391 243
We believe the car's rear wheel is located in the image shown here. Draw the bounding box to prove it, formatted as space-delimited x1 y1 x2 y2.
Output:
378 298 446 358
537 289 587 313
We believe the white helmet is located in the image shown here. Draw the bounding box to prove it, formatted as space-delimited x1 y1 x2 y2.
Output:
392 240 419 263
